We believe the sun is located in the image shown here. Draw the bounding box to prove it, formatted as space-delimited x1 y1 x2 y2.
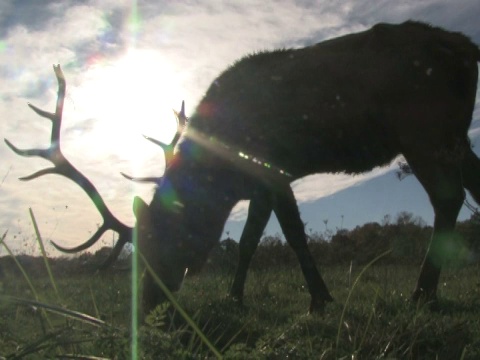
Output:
70 49 183 165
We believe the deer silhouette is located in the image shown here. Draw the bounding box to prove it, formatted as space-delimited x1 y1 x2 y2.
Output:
6 21 480 314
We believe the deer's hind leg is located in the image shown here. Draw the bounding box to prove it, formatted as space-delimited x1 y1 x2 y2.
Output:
405 151 465 304
272 184 333 313
461 147 480 205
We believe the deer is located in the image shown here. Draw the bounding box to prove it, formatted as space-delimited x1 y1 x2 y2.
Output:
5 21 480 315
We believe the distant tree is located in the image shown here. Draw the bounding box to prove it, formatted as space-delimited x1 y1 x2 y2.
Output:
330 230 355 264
388 212 430 264
206 238 239 274
307 230 332 265
253 234 296 269
349 222 388 264
456 214 480 262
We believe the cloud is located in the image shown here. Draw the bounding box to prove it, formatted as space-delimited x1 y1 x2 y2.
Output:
227 158 402 222
2 0 480 253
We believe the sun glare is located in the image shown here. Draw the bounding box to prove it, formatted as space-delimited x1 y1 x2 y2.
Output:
71 49 183 165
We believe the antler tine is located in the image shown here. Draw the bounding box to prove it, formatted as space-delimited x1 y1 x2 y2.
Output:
143 101 187 151
120 172 162 184
19 168 58 181
50 213 132 270
5 65 132 261
175 100 188 128
28 103 57 122
171 100 188 149
143 134 169 148
4 139 53 160
142 133 175 168
51 223 109 253
120 101 187 185
144 101 187 165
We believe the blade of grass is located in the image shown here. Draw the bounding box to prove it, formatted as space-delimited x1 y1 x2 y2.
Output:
4 328 62 359
356 288 379 353
1 231 41 302
139 251 223 359
220 321 251 353
1 230 54 329
88 284 101 319
1 295 108 328
336 249 392 356
55 354 111 359
29 207 60 302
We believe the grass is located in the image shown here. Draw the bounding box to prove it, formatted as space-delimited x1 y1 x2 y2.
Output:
1 253 480 359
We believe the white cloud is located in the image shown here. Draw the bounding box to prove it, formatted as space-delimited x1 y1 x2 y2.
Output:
1 0 480 253
293 163 399 203
227 158 402 221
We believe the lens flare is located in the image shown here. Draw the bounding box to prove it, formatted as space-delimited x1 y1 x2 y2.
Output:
181 140 204 162
158 179 182 212
128 0 143 45
128 3 141 357
429 232 472 268
131 223 139 359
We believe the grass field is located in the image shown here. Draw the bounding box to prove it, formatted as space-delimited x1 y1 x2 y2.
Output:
1 258 480 359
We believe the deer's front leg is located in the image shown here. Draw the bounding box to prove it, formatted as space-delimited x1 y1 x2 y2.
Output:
273 185 333 313
229 189 272 304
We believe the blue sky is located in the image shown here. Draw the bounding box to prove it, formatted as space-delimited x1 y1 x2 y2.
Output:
1 0 479 254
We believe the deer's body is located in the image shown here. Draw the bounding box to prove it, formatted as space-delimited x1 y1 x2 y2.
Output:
8 21 480 315
135 21 480 313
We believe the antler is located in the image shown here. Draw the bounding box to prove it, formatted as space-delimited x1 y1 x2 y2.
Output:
120 101 188 184
4 65 131 268
164 100 188 165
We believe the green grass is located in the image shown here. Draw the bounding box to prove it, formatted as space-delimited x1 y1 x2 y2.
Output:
1 260 480 359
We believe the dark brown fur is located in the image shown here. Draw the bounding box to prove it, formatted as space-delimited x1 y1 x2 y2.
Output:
135 21 480 313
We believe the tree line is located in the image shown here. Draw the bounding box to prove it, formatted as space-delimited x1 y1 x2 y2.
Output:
2 211 480 279
205 211 480 273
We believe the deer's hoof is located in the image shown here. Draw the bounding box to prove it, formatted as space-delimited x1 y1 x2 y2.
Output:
308 295 333 315
411 289 439 311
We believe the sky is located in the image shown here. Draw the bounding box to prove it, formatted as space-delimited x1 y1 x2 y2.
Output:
1 0 479 255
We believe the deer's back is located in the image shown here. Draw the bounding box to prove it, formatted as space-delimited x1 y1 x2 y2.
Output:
184 21 479 178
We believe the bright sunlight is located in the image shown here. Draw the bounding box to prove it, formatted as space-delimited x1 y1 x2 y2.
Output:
69 49 183 164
